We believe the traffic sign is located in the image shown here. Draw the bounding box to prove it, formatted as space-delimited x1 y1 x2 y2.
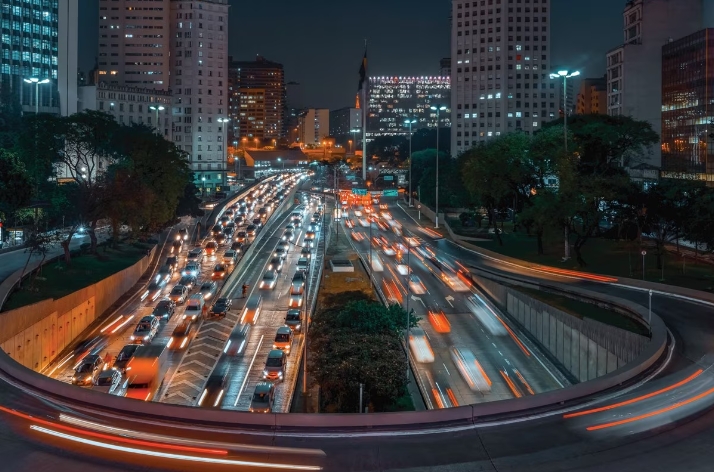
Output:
383 189 399 197
352 188 368 196
384 175 394 181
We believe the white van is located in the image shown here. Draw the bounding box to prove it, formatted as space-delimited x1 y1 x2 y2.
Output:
184 293 205 320
241 294 263 324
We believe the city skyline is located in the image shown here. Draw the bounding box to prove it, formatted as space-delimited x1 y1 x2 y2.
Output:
78 0 626 111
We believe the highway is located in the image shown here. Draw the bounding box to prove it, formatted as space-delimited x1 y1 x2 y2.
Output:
339 200 565 409
4 190 714 470
45 174 316 414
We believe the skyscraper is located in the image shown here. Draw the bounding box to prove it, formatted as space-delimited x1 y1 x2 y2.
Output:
606 0 712 168
228 56 285 142
0 0 78 116
450 0 556 156
368 76 450 139
169 0 229 191
576 76 606 115
97 0 171 89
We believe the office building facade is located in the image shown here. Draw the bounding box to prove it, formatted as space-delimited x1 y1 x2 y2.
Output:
450 0 556 156
169 0 229 191
228 56 285 142
0 0 78 116
606 0 712 168
576 76 607 115
368 76 450 139
661 29 714 181
330 106 362 147
97 0 170 89
297 108 329 145
440 57 452 77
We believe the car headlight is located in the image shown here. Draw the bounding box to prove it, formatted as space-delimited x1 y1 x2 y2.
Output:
144 335 150 340
130 335 135 340
263 370 268 376
86 375 92 381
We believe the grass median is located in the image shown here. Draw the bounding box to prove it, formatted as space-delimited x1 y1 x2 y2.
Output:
3 243 150 311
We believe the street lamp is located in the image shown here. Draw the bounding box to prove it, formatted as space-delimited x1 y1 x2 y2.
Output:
549 69 580 260
217 117 230 188
430 105 447 228
201 176 206 197
404 119 417 207
23 77 50 114
149 105 165 134
277 157 285 171
253 138 259 149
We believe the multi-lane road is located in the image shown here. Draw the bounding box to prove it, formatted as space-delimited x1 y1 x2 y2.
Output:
340 200 565 408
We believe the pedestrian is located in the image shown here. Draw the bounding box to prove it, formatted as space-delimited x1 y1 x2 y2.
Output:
242 284 248 298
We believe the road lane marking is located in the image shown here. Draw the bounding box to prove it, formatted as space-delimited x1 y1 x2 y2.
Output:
234 334 264 407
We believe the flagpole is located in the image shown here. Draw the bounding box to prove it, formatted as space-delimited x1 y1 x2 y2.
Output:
362 40 368 182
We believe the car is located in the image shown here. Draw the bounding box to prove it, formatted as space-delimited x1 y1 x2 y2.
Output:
267 257 283 272
212 264 227 280
300 247 312 260
157 265 173 284
276 240 289 252
408 275 427 295
273 247 287 259
178 228 189 240
246 225 257 236
223 250 238 265
288 292 303 308
198 281 218 300
179 274 197 290
262 350 286 381
212 224 223 236
234 215 245 225
209 297 232 318
165 256 179 270
198 369 228 408
285 309 302 332
130 316 160 344
170 240 183 254
291 271 305 294
282 230 294 242
182 262 200 277
71 354 104 386
303 236 315 248
383 245 396 256
236 231 247 242
291 218 302 228
285 224 295 232
219 215 231 226
112 345 139 372
273 326 294 354
224 209 235 218
169 284 189 304
214 233 226 245
259 270 277 290
225 323 250 356
152 299 176 320
305 231 316 240
231 241 244 252
94 369 127 396
296 258 309 273
142 280 165 302
308 222 319 232
250 382 275 413
168 318 193 350
205 241 218 255
187 248 204 263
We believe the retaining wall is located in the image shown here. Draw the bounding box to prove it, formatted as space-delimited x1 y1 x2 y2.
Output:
0 250 153 372
473 273 649 382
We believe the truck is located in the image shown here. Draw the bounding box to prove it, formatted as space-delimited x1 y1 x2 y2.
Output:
124 344 169 402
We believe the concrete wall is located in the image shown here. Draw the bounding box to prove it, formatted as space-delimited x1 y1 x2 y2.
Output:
474 274 648 382
0 251 152 372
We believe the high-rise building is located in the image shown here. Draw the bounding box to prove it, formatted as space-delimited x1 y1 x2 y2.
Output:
0 0 78 116
169 0 229 191
97 0 171 89
228 56 285 142
450 0 556 156
368 76 450 139
440 57 452 77
606 0 713 168
297 109 329 145
576 76 607 115
330 107 362 147
661 29 714 181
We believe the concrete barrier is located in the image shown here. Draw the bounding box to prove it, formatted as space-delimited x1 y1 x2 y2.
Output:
0 249 153 372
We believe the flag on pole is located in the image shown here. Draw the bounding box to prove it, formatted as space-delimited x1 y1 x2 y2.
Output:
358 50 367 92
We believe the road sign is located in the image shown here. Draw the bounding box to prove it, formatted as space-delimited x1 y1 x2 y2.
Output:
384 175 394 181
352 188 368 196
346 175 356 180
383 189 399 197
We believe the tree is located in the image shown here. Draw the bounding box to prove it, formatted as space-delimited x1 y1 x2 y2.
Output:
0 149 33 221
519 189 560 255
18 231 59 289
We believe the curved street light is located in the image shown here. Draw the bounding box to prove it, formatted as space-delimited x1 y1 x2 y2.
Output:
24 77 50 114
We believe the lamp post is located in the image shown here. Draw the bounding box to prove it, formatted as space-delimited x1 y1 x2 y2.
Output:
23 78 50 114
201 176 206 197
404 119 417 206
217 117 230 188
549 70 579 261
149 105 165 134
253 138 259 149
430 105 447 228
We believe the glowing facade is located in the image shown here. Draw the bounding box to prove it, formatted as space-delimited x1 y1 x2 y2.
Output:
367 76 451 139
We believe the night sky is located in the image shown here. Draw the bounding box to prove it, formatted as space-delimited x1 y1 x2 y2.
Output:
79 0 626 110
